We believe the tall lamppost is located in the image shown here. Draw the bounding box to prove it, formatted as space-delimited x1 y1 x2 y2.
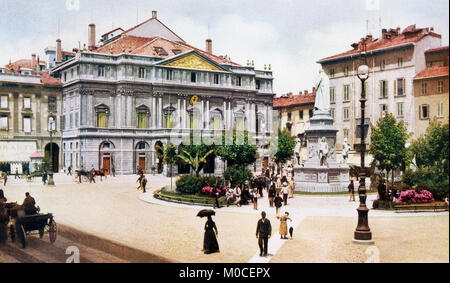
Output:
353 64 373 243
47 115 56 186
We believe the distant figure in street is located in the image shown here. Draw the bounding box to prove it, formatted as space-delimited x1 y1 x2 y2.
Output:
256 211 271 257
274 193 283 217
251 186 258 210
225 187 234 207
258 183 264 198
42 172 48 185
89 168 96 183
111 167 116 177
141 174 147 193
282 182 289 206
136 173 144 191
67 165 72 176
278 212 292 239
212 187 220 209
288 178 295 198
203 215 219 254
234 185 242 207
22 192 37 215
348 180 355 202
1 172 7 186
268 183 276 207
15 169 19 179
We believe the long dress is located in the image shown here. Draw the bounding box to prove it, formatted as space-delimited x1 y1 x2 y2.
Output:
203 219 219 254
279 215 290 236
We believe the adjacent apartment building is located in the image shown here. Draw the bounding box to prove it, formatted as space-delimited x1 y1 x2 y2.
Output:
50 11 275 175
0 55 62 174
317 25 443 166
413 46 449 139
273 89 315 164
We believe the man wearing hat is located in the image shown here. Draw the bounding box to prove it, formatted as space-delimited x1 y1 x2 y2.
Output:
282 181 289 206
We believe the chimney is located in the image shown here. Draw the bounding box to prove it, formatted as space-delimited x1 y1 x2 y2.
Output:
152 10 157 19
56 39 62 64
31 54 37 73
88 23 96 51
206 39 212 53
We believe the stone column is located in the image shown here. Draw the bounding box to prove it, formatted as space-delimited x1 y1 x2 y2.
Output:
177 96 181 129
201 100 204 129
152 95 156 128
183 96 187 129
206 99 210 129
223 100 227 129
158 95 163 128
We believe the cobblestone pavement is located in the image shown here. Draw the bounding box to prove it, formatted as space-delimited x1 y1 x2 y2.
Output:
1 173 448 263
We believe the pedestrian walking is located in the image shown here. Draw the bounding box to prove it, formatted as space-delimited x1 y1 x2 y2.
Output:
42 171 47 185
268 183 276 207
348 180 355 202
282 182 289 206
213 187 220 209
251 186 258 210
256 211 271 257
258 183 264 198
1 172 7 186
274 193 283 217
15 168 19 179
111 166 116 177
278 212 292 239
136 173 144 190
288 178 295 198
234 185 242 207
203 215 219 254
67 165 72 176
141 174 147 193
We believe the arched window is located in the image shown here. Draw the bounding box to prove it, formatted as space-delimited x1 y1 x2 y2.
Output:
163 104 176 129
95 104 110 128
136 105 150 129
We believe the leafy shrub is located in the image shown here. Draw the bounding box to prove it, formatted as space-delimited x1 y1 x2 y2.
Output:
198 175 223 190
224 165 252 188
404 167 449 201
176 174 200 194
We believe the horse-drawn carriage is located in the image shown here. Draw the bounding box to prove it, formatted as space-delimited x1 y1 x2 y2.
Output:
3 202 57 248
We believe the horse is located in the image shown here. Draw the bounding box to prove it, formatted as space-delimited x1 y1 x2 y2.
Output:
93 168 107 181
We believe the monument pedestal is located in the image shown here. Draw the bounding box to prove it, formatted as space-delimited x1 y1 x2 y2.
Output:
294 110 349 193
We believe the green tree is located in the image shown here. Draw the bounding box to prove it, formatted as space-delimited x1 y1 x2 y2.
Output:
164 143 178 190
216 131 257 168
369 113 409 193
272 129 295 167
404 120 449 200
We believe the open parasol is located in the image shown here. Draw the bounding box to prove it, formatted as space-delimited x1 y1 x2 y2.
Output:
197 209 216 218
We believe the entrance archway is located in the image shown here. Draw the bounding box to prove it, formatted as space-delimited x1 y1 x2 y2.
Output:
135 141 151 174
99 141 115 175
44 143 59 172
154 141 164 174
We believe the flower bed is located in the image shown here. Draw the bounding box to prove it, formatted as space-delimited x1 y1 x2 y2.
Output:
395 190 434 204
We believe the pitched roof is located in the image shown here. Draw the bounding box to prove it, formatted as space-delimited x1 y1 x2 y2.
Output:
319 25 442 63
101 27 124 37
4 59 46 73
414 66 449 80
40 72 62 86
274 91 316 108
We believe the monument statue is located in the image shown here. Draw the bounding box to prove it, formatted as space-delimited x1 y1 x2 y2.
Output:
318 136 329 167
293 136 302 165
342 138 351 164
314 69 331 112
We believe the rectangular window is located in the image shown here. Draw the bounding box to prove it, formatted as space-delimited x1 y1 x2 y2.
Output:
191 72 197 83
395 78 405 96
0 115 7 130
380 80 388 98
48 97 57 112
97 112 107 128
98 65 105 77
62 115 66 130
330 108 335 119
213 116 220 130
437 101 444 117
329 69 335 78
343 108 350 120
166 69 173 80
23 116 31 133
299 110 303 120
255 79 260 89
138 67 146 79
343 129 349 138
380 104 388 116
138 113 146 129
0 96 7 108
398 57 403 67
344 66 349 77
166 113 173 129
214 74 220 85
421 82 427 95
380 60 386 70
397 102 404 117
237 76 242 86
309 109 314 119
330 87 335 103
419 105 429 119
287 112 292 121
236 117 244 131
343 85 350 101
438 80 444 93
23 97 31 109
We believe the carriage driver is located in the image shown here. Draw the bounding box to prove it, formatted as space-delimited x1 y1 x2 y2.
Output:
22 192 38 215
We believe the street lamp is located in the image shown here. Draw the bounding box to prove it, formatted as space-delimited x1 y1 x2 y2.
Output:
47 115 56 186
353 64 373 243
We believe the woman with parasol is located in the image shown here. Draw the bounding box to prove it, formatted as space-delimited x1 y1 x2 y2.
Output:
197 209 220 254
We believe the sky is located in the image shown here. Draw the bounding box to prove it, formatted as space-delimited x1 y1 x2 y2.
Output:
0 0 448 95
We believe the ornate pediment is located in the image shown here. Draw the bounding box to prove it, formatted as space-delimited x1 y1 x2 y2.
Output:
160 51 224 71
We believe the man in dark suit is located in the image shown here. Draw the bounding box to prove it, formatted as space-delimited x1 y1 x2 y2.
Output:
256 211 271 257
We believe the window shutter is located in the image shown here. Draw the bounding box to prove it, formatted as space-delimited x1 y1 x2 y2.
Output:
403 78 406 95
379 81 382 97
386 80 389 97
394 80 397 95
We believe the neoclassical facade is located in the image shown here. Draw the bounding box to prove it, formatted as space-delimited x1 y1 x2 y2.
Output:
51 13 275 175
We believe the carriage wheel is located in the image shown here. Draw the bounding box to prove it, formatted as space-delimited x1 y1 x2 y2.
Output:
49 220 57 243
16 224 26 248
9 225 16 243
